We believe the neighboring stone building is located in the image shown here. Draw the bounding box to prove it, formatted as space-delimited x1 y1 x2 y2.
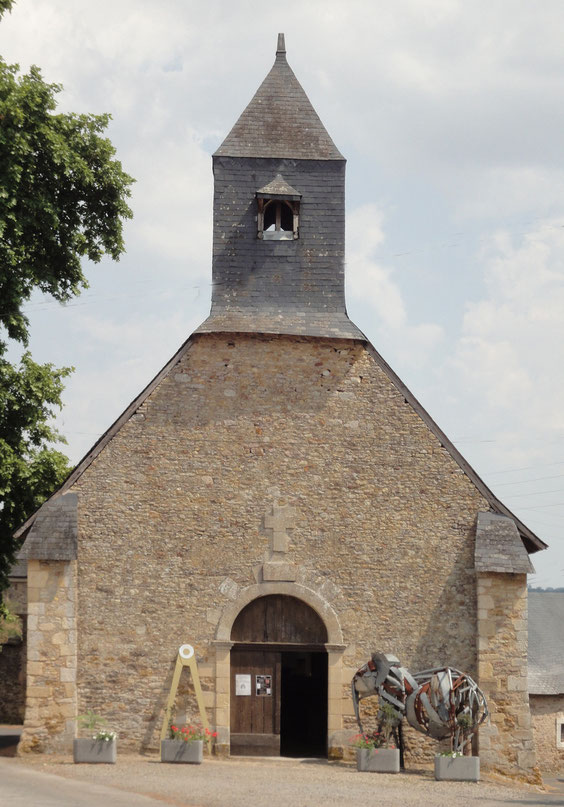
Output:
14 34 547 780
0 560 26 724
528 591 564 774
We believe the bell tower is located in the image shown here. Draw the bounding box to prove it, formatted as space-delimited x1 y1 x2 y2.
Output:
197 34 363 340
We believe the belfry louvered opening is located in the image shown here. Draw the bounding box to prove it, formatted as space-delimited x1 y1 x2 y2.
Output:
257 174 301 241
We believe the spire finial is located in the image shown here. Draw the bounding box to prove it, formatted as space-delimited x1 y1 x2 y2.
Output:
276 33 286 55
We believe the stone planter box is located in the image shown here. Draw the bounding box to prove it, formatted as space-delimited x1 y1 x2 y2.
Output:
73 738 117 764
161 739 203 764
356 747 400 773
434 755 480 781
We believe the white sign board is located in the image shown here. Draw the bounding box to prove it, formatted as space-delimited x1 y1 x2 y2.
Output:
235 674 251 696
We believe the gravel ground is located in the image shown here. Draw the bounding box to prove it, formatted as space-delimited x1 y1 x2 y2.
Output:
5 753 564 807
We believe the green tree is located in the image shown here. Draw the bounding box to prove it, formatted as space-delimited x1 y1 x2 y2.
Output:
0 1 14 19
0 353 72 592
0 59 134 345
0 15 134 593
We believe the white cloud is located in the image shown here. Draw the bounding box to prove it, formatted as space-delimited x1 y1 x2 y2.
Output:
453 218 564 433
127 132 213 266
346 205 444 364
53 307 204 465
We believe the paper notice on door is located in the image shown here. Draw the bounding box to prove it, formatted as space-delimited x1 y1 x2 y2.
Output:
256 674 272 696
235 674 251 696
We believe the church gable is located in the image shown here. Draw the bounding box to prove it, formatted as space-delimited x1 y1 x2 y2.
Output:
70 333 484 674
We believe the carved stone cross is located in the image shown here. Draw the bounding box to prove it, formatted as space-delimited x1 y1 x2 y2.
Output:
264 502 296 554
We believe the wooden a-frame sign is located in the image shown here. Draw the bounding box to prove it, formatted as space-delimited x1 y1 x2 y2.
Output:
160 644 212 753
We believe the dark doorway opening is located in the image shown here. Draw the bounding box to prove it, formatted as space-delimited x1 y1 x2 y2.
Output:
230 595 329 758
280 651 327 757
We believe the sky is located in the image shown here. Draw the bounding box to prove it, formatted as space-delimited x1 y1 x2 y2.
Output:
1 0 563 588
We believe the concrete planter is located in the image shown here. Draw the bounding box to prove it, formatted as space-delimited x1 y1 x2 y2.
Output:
161 739 204 764
73 738 117 764
434 755 480 781
356 747 400 773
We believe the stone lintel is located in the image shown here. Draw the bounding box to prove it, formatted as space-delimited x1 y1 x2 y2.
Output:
261 562 297 582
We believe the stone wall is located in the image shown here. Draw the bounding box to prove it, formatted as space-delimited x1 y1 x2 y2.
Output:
477 573 540 783
68 333 488 756
530 695 564 774
19 559 77 753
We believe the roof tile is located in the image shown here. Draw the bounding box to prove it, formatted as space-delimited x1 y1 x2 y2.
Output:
215 42 343 160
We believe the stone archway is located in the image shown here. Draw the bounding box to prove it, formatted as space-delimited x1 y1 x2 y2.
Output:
215 582 343 644
212 583 345 758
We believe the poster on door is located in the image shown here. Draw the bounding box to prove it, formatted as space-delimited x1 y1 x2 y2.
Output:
255 674 272 696
235 674 251 696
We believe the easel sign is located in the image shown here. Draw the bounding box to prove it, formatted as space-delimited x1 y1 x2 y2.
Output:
160 644 212 753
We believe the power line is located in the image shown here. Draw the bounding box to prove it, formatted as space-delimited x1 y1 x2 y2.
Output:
486 461 564 476
503 489 564 499
494 474 564 487
517 503 564 510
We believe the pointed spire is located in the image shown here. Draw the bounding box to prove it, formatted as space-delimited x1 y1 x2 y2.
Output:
214 34 343 160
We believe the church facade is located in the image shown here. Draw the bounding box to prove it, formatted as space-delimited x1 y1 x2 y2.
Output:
16 35 545 779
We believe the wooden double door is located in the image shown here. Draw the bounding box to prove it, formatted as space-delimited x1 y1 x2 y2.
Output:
230 646 328 757
229 594 329 757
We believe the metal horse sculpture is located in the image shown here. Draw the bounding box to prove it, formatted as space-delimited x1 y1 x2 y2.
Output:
352 652 488 758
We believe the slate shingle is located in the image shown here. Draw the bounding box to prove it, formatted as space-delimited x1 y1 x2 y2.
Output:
215 37 342 161
475 511 534 573
18 492 77 560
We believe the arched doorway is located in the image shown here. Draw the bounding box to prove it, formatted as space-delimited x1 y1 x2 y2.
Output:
230 594 328 757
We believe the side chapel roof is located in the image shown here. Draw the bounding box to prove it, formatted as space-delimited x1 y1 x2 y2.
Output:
474 511 534 574
214 34 343 161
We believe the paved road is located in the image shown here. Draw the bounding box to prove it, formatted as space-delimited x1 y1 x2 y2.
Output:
2 754 564 807
0 759 171 807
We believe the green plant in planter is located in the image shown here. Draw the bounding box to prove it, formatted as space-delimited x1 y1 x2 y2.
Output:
78 710 116 741
378 701 399 748
350 700 400 750
451 711 474 755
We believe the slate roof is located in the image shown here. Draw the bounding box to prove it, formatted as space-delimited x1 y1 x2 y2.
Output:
475 511 534 574
214 34 343 161
18 492 77 560
7 559 27 578
196 310 365 340
528 591 564 695
257 174 302 199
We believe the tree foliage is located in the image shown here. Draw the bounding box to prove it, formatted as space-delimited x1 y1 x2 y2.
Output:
0 45 134 593
0 1 15 19
0 352 72 591
0 58 134 346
